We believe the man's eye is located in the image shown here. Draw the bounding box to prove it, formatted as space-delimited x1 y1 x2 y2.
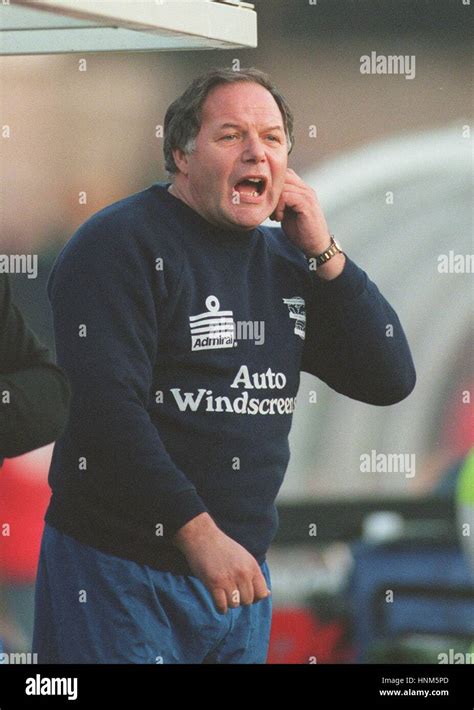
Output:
221 134 238 141
266 135 280 142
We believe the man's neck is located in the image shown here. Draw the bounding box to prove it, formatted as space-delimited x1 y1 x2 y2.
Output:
168 181 190 207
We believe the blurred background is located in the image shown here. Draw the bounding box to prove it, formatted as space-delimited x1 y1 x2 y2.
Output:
0 0 472 663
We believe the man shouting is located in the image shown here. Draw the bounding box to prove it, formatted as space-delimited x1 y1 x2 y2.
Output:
33 68 416 664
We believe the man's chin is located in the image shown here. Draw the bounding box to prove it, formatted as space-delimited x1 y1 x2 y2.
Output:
226 205 271 231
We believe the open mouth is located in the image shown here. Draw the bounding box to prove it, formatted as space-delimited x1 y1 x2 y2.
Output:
233 176 267 198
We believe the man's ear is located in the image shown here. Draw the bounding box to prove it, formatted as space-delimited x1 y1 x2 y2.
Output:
172 148 189 176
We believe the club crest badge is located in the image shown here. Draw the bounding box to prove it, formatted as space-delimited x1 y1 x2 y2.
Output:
282 296 306 340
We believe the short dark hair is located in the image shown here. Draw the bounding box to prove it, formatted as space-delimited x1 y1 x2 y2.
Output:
163 67 294 176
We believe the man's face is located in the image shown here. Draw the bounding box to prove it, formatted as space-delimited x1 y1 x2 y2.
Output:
171 82 289 231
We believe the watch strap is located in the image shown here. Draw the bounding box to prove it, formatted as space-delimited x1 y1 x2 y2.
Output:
314 235 342 267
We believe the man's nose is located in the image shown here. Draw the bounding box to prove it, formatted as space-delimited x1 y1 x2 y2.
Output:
241 135 266 163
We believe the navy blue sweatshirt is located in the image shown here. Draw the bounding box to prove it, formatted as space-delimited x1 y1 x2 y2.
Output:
45 182 416 573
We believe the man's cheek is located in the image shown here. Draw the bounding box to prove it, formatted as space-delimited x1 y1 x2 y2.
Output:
276 176 286 195
272 186 284 206
267 194 276 213
273 186 283 205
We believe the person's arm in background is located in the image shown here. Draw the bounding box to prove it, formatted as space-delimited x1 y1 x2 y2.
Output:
0 274 71 460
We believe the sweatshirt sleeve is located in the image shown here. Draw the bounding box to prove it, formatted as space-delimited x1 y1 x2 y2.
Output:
300 256 416 405
0 274 71 458
47 227 208 537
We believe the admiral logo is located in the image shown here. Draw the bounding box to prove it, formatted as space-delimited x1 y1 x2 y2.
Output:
189 295 236 351
283 297 306 339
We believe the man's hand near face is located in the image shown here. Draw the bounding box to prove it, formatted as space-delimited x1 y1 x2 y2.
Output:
271 168 346 280
173 513 271 614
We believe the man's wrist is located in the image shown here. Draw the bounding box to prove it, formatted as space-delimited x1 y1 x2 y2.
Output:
173 512 218 551
312 252 346 280
304 233 333 258
306 234 346 281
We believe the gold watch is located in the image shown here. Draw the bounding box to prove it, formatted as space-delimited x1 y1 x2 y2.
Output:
314 235 343 267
